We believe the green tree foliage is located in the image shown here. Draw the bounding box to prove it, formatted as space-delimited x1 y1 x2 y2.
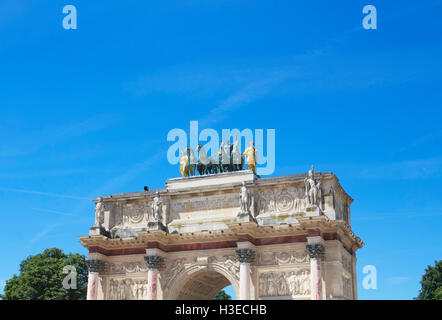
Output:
416 260 442 300
1 248 88 300
214 289 232 300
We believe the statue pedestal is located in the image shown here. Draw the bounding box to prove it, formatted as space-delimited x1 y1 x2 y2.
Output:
305 205 322 217
237 211 256 223
89 226 105 236
147 221 167 232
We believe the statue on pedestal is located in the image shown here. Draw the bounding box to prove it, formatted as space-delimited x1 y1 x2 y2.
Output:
240 182 252 214
304 165 322 207
151 192 162 223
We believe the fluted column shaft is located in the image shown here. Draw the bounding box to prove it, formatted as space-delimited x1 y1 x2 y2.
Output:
236 248 255 300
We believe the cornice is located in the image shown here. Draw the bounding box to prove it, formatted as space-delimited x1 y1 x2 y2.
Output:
79 217 363 254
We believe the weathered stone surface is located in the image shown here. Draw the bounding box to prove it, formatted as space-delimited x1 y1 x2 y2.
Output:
81 169 363 300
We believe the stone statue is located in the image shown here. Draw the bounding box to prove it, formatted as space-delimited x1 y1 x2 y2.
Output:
180 147 196 177
94 197 104 227
240 182 252 213
151 192 162 222
242 141 258 171
179 150 188 177
304 165 322 206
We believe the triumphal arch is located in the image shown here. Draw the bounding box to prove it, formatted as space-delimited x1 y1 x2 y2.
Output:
80 165 363 300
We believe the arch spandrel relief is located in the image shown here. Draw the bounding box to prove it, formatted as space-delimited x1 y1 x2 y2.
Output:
160 252 240 300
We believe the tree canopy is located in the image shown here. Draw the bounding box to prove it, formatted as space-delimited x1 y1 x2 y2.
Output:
1 248 88 300
415 260 442 300
214 289 232 300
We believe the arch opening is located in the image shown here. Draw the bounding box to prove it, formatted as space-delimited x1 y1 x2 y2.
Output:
174 269 234 300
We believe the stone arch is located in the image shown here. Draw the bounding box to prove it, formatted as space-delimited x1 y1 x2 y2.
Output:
164 260 240 300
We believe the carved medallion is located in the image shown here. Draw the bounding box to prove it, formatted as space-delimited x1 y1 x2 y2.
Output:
276 191 294 212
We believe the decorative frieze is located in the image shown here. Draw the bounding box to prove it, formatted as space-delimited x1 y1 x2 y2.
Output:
102 261 148 275
257 250 309 266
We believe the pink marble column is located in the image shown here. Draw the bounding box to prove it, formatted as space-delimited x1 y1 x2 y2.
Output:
306 243 324 300
86 260 103 300
144 255 163 300
239 262 251 300
86 272 98 300
236 248 255 300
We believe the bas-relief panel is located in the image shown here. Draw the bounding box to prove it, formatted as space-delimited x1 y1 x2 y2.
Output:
107 198 170 235
101 260 149 300
108 201 150 230
254 186 308 216
106 278 149 300
256 248 311 298
259 269 311 297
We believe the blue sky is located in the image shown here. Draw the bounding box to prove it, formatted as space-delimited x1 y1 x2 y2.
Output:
0 0 441 300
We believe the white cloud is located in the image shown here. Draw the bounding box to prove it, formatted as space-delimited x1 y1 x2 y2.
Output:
30 224 62 244
388 276 410 285
0 187 89 200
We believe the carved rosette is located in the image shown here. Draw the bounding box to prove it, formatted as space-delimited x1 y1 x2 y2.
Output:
87 259 105 273
306 243 325 259
235 248 255 263
144 255 164 270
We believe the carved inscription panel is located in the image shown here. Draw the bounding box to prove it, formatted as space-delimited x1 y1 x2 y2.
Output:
170 194 240 220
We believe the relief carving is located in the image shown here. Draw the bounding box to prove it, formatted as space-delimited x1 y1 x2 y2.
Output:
162 254 240 290
103 261 149 275
255 188 309 216
259 270 310 297
257 250 309 266
107 278 149 300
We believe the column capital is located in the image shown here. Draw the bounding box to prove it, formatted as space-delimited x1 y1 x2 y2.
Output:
144 254 164 269
306 243 325 259
235 248 255 263
87 259 105 273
